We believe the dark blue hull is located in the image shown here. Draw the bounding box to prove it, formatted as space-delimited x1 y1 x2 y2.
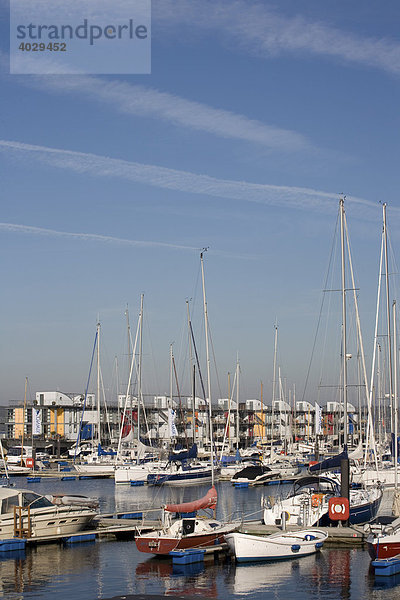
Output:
318 495 382 527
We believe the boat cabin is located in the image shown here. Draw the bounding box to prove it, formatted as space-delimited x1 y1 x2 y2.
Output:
0 488 53 514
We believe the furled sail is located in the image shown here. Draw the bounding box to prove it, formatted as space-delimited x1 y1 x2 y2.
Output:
164 485 217 513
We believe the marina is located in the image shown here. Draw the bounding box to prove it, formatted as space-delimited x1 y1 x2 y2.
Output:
0 476 399 599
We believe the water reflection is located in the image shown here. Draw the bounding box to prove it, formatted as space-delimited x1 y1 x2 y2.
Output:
0 542 100 598
136 557 218 597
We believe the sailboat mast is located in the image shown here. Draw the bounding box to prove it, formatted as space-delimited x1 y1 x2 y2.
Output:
383 203 394 432
138 294 144 447
21 377 27 465
236 355 240 451
97 322 101 448
393 301 398 490
200 251 214 486
271 325 278 457
186 300 196 444
340 198 348 448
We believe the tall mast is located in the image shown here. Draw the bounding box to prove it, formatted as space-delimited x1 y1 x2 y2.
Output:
137 294 144 446
383 203 394 432
97 321 101 448
393 301 398 490
186 300 196 444
271 324 278 457
340 198 348 448
236 354 240 451
21 377 27 464
125 305 132 413
200 250 214 486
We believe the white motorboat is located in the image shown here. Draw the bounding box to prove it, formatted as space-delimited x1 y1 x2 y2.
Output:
0 486 97 539
226 528 327 562
366 515 400 560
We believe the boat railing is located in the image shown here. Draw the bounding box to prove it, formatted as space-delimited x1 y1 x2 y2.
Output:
13 505 32 538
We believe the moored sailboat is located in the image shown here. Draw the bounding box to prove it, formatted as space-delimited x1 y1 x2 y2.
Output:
135 485 238 554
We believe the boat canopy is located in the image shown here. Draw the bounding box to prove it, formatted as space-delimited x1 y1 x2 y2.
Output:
164 485 217 513
290 476 339 497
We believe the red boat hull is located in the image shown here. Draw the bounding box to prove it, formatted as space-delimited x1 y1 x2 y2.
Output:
368 541 400 560
135 532 224 555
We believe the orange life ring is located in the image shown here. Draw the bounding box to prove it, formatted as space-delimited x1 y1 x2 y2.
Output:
311 493 323 508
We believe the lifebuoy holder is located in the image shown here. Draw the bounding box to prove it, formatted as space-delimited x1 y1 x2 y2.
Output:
25 458 35 468
328 497 350 521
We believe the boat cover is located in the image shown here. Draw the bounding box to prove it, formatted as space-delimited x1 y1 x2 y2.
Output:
168 443 198 462
164 485 217 513
309 447 348 473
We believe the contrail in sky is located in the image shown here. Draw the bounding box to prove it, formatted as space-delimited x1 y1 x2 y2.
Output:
0 139 381 218
0 222 199 251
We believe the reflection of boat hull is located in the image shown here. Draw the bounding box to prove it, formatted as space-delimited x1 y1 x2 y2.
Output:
226 529 327 562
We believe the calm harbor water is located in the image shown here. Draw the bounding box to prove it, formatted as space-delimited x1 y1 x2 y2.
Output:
0 477 398 600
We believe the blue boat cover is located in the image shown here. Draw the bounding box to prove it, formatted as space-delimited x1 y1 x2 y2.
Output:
168 443 198 462
309 446 348 473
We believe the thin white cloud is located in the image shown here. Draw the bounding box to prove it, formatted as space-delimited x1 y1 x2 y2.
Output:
0 139 384 220
0 222 199 251
28 75 311 152
153 0 400 76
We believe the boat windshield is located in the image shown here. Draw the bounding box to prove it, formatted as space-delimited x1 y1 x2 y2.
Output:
1 494 20 514
21 492 54 509
289 477 339 498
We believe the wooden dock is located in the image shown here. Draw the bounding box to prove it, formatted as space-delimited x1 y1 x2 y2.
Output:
15 514 369 548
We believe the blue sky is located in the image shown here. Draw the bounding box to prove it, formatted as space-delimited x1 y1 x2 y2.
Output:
0 0 399 407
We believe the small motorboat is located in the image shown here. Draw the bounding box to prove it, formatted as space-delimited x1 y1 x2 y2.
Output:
225 529 328 562
0 486 97 539
366 515 400 559
135 485 238 555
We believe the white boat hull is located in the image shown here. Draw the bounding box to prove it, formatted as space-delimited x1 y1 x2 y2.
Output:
0 506 96 540
225 529 327 562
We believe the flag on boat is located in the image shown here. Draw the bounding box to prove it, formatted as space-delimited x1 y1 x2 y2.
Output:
315 402 322 435
32 407 42 435
168 408 177 438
